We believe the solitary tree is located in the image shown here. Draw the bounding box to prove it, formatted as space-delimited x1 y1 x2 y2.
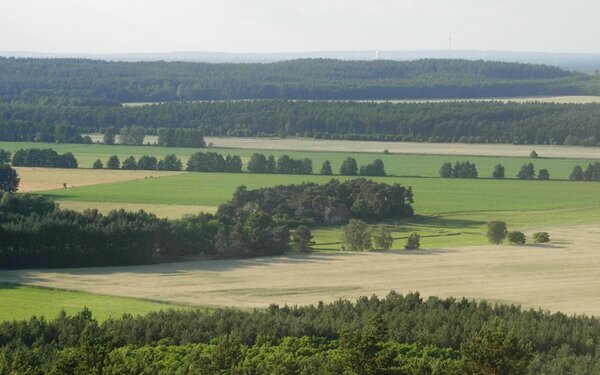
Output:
291 225 314 253
492 164 505 179
537 169 550 180
342 219 372 251
0 164 19 193
507 231 526 245
404 232 420 250
487 221 508 244
569 165 584 181
340 157 358 176
320 160 333 175
106 155 120 169
372 226 394 251
92 159 103 169
529 150 539 158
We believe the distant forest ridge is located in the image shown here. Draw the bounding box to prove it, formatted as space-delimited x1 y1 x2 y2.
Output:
1 57 598 102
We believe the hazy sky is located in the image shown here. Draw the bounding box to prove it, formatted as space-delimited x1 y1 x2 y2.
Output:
1 0 599 54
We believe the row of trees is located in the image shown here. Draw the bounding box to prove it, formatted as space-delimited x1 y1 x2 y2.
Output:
440 161 478 178
247 153 313 174
94 154 184 171
570 162 600 181
4 99 600 146
4 290 600 374
186 152 242 173
486 221 551 245
440 161 552 180
10 148 78 168
340 219 420 251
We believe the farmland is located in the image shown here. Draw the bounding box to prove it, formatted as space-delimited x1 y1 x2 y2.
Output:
1 223 600 316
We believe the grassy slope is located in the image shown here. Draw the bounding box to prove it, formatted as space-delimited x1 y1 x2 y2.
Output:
0 283 191 322
0 141 593 179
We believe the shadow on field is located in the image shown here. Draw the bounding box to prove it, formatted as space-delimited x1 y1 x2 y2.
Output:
0 282 19 290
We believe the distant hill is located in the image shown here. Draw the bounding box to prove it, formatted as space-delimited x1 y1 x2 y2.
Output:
0 57 596 102
2 50 600 73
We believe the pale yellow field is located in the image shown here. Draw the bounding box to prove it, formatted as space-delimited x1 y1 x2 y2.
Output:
205 136 600 159
2 224 600 315
55 201 215 218
15 167 182 192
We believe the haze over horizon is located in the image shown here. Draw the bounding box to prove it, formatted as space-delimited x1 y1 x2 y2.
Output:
1 0 599 55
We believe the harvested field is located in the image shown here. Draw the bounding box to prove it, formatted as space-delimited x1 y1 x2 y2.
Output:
205 137 600 159
15 167 182 192
2 224 600 315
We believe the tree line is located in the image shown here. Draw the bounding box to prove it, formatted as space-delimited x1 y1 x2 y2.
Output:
4 99 600 147
2 291 600 374
1 57 590 102
440 161 552 180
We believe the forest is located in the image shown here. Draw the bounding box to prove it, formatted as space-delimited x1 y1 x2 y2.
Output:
0 58 594 102
3 99 600 146
1 292 600 374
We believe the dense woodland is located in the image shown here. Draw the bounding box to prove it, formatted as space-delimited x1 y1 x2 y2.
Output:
220 179 413 227
2 292 600 374
0 58 594 102
3 99 600 146
0 179 413 268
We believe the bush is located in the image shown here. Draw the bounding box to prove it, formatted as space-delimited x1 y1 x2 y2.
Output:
569 165 584 181
342 219 372 251
507 231 526 245
404 232 420 250
372 226 394 250
492 164 505 179
532 232 550 243
529 150 539 158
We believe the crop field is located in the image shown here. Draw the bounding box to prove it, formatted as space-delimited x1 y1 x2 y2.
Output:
0 283 190 322
2 223 600 315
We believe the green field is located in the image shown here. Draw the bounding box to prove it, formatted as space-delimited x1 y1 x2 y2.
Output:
38 171 600 249
0 283 191 322
0 141 593 179
40 172 600 214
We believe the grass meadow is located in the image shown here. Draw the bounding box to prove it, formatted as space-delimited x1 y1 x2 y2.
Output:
0 283 190 322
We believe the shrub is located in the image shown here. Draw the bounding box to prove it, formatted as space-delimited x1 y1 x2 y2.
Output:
538 169 550 180
569 165 584 181
404 232 420 250
529 150 539 158
342 219 372 251
532 232 550 243
507 231 526 245
492 164 505 179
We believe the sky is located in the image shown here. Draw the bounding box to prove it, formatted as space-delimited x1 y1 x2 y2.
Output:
1 0 599 54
